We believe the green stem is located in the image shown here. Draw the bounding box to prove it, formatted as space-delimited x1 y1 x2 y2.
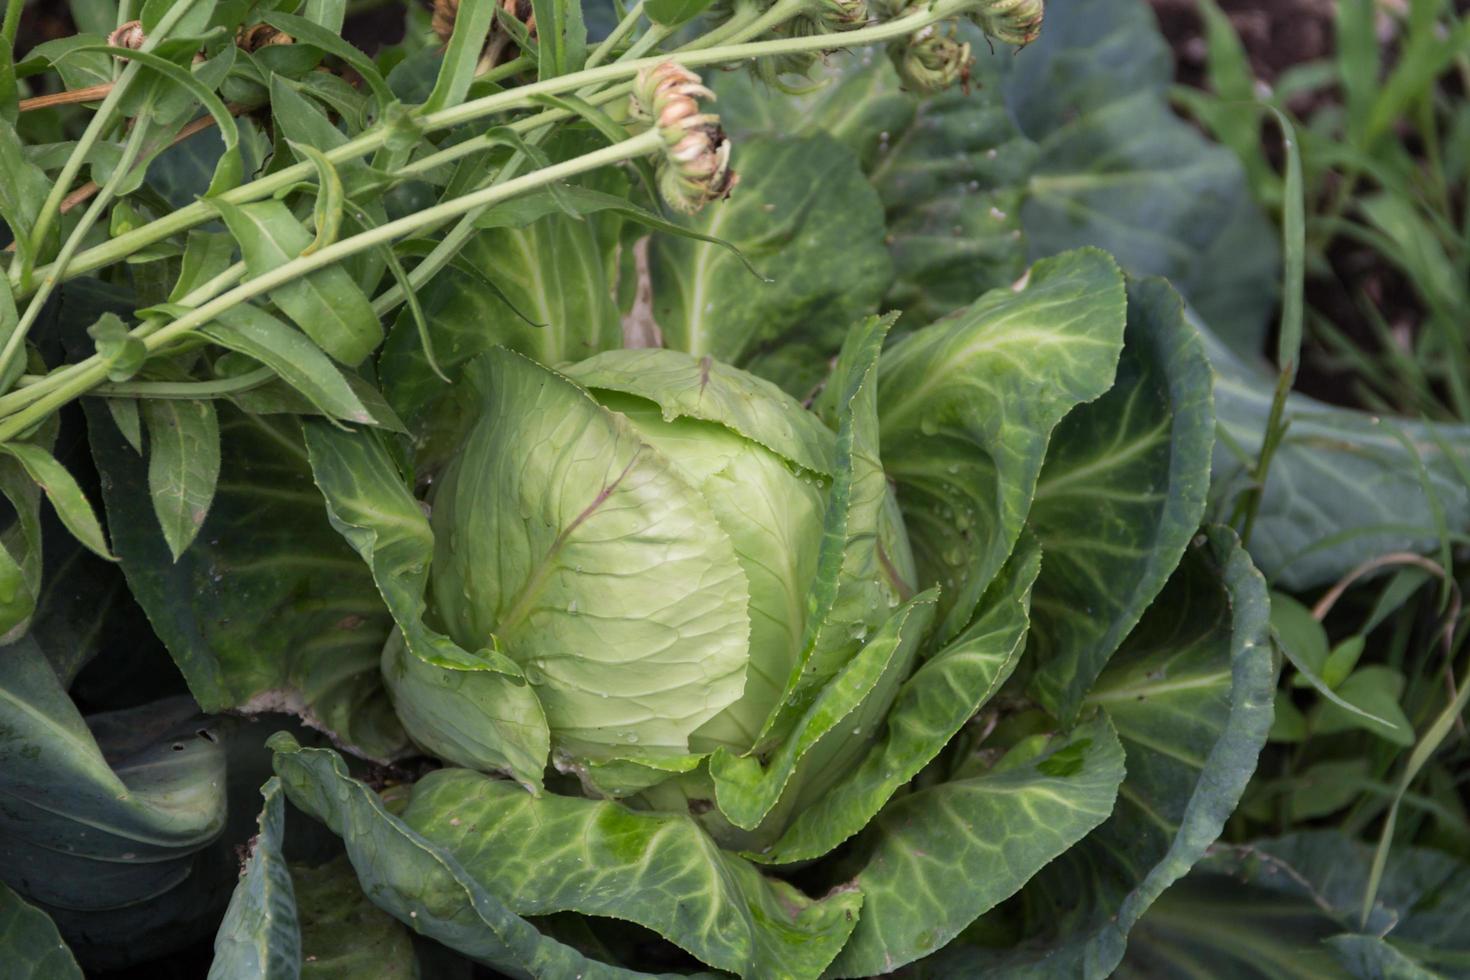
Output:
476 54 535 87
92 365 277 398
585 0 646 68
0 130 666 441
27 0 950 294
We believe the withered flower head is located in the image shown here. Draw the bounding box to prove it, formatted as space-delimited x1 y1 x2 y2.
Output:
631 63 736 215
107 20 146 51
236 23 293 53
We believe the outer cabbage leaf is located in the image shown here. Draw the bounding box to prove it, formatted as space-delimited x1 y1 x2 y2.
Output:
1204 328 1470 589
712 43 1033 329
268 734 702 979
207 778 300 980
429 349 750 762
877 248 1127 639
87 404 405 760
909 527 1274 977
1185 832 1470 979
0 641 229 966
1003 0 1281 355
1027 277 1215 722
829 715 1127 977
0 881 82 980
292 856 419 979
402 767 863 979
301 421 550 790
647 135 892 396
1112 874 1349 979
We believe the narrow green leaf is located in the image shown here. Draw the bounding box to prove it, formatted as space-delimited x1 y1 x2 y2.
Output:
169 231 238 303
210 198 382 365
142 399 221 560
83 43 243 195
646 0 716 27
202 303 374 425
289 142 345 254
423 0 494 112
207 778 300 980
263 12 394 109
0 443 113 560
0 454 43 638
530 0 587 78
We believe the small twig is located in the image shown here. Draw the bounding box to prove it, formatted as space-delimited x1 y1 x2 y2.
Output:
19 83 116 112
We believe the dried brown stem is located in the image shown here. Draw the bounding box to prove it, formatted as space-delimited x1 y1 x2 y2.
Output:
19 83 116 112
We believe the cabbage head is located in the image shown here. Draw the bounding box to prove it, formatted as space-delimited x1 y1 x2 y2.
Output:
283 250 1273 979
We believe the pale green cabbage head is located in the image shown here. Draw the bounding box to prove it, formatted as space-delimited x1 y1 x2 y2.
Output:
399 346 915 794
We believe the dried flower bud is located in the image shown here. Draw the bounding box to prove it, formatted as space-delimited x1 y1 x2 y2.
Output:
107 20 146 51
969 0 1043 46
236 23 293 52
631 63 736 214
889 24 972 93
432 0 461 43
812 0 869 32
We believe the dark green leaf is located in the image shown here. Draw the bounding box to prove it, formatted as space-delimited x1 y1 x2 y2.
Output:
916 526 1275 977
830 716 1126 977
269 735 685 979
203 303 375 425
1005 0 1280 354
878 248 1127 639
423 0 494 112
207 778 300 980
648 135 892 395
1027 277 1215 722
87 403 404 759
646 0 716 27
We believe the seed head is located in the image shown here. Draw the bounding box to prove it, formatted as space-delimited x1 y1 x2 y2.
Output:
970 0 1043 46
890 24 973 94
